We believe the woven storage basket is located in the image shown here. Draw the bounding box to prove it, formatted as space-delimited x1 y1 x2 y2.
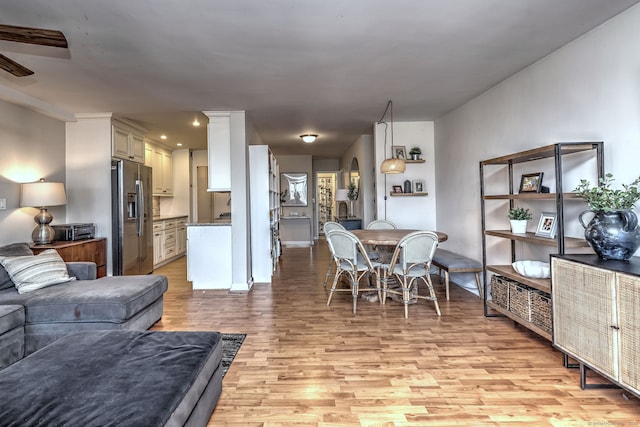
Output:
530 290 552 333
508 281 532 321
490 275 510 309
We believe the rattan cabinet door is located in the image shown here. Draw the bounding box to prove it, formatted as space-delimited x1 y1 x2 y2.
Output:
617 272 640 394
552 258 618 380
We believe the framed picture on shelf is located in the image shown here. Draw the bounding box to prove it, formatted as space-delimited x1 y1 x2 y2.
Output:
519 172 544 193
535 212 558 238
392 185 403 193
413 180 425 193
392 145 407 160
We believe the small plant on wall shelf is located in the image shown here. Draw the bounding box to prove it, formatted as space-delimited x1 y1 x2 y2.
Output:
508 207 533 220
409 146 422 160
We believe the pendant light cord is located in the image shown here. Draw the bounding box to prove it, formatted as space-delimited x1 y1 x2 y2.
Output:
377 100 393 220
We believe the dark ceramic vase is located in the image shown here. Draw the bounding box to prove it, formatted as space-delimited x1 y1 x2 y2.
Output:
578 210 640 260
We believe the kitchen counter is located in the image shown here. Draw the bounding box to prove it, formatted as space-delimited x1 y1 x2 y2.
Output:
153 215 188 221
187 221 231 226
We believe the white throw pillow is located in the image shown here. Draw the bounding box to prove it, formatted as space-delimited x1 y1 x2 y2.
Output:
0 249 75 294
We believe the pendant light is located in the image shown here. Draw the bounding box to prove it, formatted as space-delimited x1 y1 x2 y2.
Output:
378 100 405 174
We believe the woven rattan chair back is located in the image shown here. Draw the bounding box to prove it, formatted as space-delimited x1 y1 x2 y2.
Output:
325 229 381 315
323 221 345 234
321 222 346 287
383 231 441 318
366 219 397 230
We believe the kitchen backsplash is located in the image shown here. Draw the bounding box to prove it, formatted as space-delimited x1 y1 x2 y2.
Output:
152 197 160 217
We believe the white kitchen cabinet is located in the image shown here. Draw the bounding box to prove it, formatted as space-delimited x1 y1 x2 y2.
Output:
148 143 173 196
112 120 145 164
153 216 187 268
176 217 187 256
205 112 231 191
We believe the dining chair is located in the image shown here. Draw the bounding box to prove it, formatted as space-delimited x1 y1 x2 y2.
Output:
365 219 397 261
381 230 441 318
322 221 346 287
325 229 382 315
366 219 397 229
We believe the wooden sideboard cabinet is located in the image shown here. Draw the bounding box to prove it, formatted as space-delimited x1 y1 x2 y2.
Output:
552 254 640 396
31 238 107 278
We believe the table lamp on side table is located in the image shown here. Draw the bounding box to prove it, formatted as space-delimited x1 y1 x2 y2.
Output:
335 188 350 218
21 178 67 245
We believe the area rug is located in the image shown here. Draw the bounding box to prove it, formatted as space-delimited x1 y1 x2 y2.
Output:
221 333 246 377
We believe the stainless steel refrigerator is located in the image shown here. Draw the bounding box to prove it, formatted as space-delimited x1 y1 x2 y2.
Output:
111 159 153 275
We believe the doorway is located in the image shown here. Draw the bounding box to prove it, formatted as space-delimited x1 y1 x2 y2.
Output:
315 171 339 238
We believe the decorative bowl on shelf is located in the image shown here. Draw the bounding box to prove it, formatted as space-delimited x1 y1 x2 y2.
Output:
512 260 550 279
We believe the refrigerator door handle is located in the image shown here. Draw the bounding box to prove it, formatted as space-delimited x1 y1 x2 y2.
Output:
136 179 144 236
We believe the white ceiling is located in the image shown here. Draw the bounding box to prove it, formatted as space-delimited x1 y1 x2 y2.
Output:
0 0 638 157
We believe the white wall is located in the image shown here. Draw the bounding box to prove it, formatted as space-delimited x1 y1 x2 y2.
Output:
65 114 114 271
340 134 376 228
158 148 190 219
0 100 66 245
374 121 437 230
435 4 640 291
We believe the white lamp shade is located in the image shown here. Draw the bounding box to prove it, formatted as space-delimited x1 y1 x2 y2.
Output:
21 181 67 208
335 189 349 201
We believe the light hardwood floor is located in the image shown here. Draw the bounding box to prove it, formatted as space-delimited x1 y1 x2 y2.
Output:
153 243 640 426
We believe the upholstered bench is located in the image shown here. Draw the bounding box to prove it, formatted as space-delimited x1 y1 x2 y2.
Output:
0 330 223 427
431 249 483 299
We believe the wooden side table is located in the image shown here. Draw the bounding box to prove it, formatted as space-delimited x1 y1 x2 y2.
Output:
30 238 107 278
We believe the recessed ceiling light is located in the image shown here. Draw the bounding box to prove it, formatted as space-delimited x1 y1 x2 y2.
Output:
160 134 167 140
192 118 200 127
300 134 318 143
177 143 183 147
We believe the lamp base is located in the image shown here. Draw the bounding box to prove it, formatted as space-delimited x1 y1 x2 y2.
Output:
31 208 55 245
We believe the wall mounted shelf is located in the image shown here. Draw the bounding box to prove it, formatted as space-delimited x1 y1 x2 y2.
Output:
389 192 428 197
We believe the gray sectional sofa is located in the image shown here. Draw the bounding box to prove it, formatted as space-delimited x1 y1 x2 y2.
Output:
0 242 224 426
0 242 168 356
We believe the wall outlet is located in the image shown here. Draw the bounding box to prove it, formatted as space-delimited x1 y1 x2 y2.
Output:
0 198 6 210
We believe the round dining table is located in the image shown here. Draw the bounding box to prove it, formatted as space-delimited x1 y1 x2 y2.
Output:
352 229 448 246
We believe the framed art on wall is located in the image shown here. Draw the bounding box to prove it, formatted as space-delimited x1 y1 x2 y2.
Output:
392 185 403 193
280 172 308 206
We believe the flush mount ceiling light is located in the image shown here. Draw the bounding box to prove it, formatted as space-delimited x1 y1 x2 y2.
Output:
160 134 167 140
300 134 318 143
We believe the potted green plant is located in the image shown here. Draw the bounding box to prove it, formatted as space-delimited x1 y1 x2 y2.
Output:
574 173 640 260
409 146 422 160
508 207 532 234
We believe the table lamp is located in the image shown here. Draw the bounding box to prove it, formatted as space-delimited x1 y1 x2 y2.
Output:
335 189 350 218
21 178 67 244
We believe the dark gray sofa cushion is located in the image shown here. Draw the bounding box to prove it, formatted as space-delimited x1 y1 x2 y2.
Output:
0 243 33 290
0 330 223 427
0 305 25 369
0 304 24 335
0 274 167 324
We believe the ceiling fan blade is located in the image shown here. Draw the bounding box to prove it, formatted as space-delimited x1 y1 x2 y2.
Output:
0 24 67 48
0 53 34 77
